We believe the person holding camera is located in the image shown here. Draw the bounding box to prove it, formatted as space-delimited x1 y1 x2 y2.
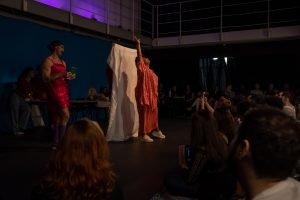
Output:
163 102 234 199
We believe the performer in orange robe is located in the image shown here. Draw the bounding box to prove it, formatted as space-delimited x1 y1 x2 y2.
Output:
134 36 166 142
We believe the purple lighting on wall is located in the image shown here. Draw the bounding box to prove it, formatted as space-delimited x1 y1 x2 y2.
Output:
35 0 66 9
34 0 106 23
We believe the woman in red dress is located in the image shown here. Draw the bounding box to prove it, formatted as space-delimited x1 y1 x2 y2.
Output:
134 37 166 142
41 40 75 148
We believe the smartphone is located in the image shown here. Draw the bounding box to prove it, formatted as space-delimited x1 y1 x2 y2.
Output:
184 145 193 166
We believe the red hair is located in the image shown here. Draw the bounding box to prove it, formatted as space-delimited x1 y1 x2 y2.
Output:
45 120 115 199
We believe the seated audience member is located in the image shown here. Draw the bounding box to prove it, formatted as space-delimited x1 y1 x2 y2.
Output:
184 84 195 108
98 86 110 102
96 86 111 109
31 119 123 200
10 67 36 135
225 84 235 99
214 105 237 144
265 83 277 96
30 71 48 127
87 87 98 101
279 91 296 119
164 108 235 199
158 83 167 116
32 70 48 101
188 91 214 113
214 93 232 110
262 95 283 109
250 82 264 97
232 107 300 200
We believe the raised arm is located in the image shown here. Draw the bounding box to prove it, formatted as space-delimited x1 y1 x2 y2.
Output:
134 36 142 60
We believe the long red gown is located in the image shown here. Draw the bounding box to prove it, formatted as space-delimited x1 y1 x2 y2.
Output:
135 59 159 135
47 61 69 113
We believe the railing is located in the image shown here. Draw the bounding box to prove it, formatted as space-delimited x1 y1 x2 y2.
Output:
24 0 300 39
155 0 300 37
33 0 153 37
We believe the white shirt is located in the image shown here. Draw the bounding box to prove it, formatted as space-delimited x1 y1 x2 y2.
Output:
253 178 300 200
283 105 296 119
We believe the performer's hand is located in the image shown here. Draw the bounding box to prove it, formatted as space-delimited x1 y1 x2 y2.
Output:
134 36 140 43
66 72 73 80
70 73 76 80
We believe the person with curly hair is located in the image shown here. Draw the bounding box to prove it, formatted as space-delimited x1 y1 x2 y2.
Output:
31 119 123 200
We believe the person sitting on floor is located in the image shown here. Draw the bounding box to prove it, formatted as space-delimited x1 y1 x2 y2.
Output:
31 119 123 200
231 107 300 200
164 103 235 199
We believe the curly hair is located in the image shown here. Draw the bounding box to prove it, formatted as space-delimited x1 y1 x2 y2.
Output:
45 120 116 199
47 40 64 52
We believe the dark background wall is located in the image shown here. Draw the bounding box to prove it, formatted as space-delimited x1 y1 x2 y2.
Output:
145 39 300 93
0 15 112 99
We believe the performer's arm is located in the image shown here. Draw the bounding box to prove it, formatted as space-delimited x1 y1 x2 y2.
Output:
134 36 142 60
41 58 67 83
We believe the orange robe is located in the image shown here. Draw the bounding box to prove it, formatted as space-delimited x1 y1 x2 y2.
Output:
135 59 159 135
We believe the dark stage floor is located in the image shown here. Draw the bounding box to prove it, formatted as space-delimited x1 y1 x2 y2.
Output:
0 118 191 200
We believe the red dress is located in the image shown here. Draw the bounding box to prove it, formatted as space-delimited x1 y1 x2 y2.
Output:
47 61 69 113
135 59 159 135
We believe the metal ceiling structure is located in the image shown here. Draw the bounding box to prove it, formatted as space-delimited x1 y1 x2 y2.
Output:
0 0 299 47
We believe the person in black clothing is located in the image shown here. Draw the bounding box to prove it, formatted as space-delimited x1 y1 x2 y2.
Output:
31 119 123 200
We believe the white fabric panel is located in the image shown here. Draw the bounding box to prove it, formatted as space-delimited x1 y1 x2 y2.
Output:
106 43 139 141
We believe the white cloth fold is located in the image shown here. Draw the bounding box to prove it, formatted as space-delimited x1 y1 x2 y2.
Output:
106 44 139 141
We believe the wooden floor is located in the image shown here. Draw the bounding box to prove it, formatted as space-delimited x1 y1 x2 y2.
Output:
0 117 191 200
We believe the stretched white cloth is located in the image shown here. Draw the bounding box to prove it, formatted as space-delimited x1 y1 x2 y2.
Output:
106 43 139 141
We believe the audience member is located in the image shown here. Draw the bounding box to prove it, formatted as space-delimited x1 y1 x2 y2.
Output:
164 109 234 199
265 83 277 96
96 86 111 118
262 95 283 109
184 84 195 108
280 91 296 119
10 67 36 135
231 107 300 200
214 104 237 144
250 82 264 96
225 84 235 99
31 119 123 200
188 91 214 113
87 87 98 101
158 83 167 116
98 86 110 102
